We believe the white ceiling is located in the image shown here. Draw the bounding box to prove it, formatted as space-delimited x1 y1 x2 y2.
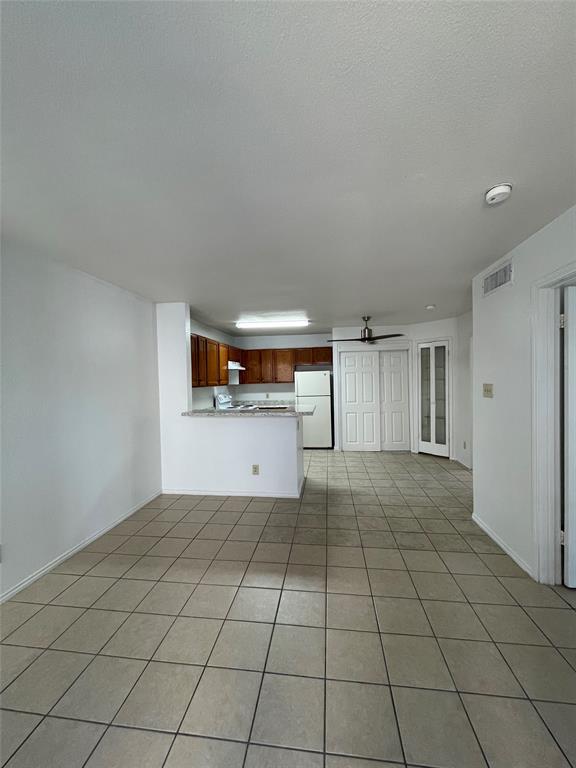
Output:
2 2 575 333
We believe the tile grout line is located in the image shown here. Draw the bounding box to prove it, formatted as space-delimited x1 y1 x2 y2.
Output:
0 495 197 767
361 460 408 767
239 493 298 767
322 479 328 768
3 457 574 766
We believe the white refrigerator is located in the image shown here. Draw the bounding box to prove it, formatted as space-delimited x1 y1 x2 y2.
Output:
295 370 333 448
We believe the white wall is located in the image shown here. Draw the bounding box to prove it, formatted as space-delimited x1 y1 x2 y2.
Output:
454 312 473 468
473 206 576 577
189 315 236 347
239 333 331 349
158 304 303 496
1 245 161 598
234 384 295 402
157 303 193 477
189 316 330 351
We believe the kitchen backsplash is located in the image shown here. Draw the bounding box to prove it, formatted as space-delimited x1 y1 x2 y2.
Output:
234 383 295 402
191 382 295 409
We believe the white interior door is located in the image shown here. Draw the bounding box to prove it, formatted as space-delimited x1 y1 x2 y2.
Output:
564 287 576 587
340 351 380 450
380 350 410 450
418 342 449 457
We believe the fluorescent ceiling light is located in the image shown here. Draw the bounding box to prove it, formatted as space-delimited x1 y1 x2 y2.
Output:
236 319 309 330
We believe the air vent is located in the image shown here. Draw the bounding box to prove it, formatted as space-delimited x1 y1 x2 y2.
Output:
483 263 513 296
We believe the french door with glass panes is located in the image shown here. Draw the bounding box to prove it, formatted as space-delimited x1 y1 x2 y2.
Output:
418 342 449 457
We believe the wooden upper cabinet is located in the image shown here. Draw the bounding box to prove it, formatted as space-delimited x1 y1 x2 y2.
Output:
191 338 332 389
218 344 229 385
260 349 275 383
294 347 332 366
206 339 219 386
313 347 333 364
275 349 295 383
242 349 262 384
295 348 313 366
228 346 242 364
197 336 208 387
191 335 200 387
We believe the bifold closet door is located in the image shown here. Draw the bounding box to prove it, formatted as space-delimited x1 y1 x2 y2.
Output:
418 342 449 457
380 350 410 450
340 350 380 450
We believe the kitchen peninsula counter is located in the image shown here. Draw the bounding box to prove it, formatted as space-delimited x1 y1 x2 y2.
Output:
165 405 305 498
182 405 315 417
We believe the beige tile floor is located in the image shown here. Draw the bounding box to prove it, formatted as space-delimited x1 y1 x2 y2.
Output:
1 450 575 767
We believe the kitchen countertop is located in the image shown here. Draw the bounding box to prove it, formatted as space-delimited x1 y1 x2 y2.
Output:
182 404 315 417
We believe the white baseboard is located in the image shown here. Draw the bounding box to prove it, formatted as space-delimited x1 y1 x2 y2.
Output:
162 488 300 499
1 489 162 603
452 453 472 469
472 512 536 579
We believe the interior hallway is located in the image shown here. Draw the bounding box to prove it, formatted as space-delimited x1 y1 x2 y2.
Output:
1 451 575 767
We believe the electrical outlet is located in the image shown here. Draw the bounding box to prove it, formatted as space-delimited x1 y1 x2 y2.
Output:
252 464 260 475
266 393 270 399
483 383 494 398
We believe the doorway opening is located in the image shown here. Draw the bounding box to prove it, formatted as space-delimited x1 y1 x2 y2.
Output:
533 266 576 584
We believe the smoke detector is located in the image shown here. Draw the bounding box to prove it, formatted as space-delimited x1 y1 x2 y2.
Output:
485 183 512 206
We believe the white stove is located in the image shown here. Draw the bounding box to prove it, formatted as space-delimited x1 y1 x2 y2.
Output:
215 394 255 411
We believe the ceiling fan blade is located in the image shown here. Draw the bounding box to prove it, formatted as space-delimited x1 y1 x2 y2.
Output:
326 332 404 343
370 334 404 340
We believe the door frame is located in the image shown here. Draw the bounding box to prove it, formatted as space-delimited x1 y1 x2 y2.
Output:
532 263 576 583
412 337 454 459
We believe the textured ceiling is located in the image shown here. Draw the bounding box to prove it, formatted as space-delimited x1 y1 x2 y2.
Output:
2 1 575 333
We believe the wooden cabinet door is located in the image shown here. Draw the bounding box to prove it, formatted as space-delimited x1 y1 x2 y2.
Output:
242 349 262 384
275 349 295 383
218 344 229 385
313 347 333 365
197 336 208 387
228 346 242 364
191 335 200 387
295 348 313 365
206 339 219 386
260 349 275 383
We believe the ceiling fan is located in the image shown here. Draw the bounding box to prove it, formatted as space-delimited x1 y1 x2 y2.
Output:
326 316 404 344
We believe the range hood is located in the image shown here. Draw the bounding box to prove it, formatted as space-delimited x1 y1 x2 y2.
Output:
228 361 246 371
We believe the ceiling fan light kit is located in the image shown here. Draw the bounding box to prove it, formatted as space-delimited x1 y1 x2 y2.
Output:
326 316 404 344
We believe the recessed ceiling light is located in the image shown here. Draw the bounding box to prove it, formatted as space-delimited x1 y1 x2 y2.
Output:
485 183 512 206
235 318 310 330
425 304 436 311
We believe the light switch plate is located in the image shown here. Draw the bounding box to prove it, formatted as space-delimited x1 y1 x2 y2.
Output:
483 383 494 398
